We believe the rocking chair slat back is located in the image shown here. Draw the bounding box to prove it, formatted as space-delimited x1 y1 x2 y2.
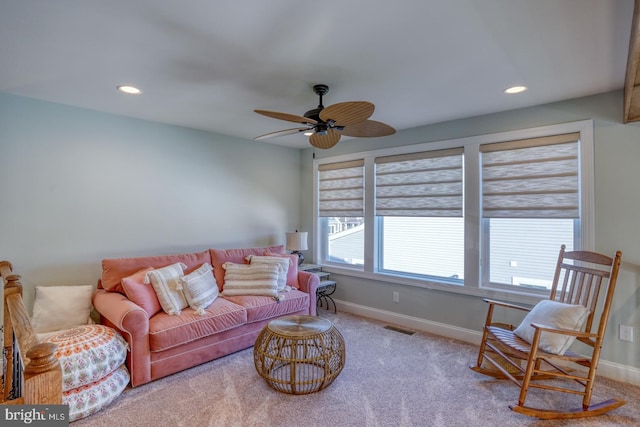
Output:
552 250 616 340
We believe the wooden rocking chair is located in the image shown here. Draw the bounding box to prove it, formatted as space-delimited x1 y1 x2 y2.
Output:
470 245 625 419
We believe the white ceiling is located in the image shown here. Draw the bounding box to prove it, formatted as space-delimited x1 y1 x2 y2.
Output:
1 0 635 149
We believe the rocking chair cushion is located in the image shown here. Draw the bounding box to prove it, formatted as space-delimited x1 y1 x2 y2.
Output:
513 300 589 355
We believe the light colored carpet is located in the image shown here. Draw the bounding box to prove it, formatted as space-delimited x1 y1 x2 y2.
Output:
73 311 640 426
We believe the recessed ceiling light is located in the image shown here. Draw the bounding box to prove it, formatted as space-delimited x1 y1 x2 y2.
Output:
504 85 527 94
117 85 142 95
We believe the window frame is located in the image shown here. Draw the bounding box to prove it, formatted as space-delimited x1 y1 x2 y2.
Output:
312 120 594 304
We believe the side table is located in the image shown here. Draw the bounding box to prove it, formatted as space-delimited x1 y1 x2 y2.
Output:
299 264 337 313
253 315 345 394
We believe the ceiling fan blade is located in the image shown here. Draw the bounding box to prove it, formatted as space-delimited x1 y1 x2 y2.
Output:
255 127 310 140
340 120 396 138
320 101 374 126
309 129 341 149
254 110 317 125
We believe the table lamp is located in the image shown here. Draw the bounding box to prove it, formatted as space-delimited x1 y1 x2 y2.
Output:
286 231 308 266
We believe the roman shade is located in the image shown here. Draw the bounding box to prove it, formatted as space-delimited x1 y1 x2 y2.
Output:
375 148 463 217
318 160 365 217
480 133 580 218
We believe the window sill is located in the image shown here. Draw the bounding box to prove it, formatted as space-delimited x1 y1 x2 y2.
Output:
320 264 547 306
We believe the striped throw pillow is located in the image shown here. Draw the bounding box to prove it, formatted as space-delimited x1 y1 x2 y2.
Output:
221 262 279 297
245 255 289 291
145 262 188 315
179 263 218 315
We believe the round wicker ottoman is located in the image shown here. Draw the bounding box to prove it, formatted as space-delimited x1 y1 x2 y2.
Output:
254 315 345 395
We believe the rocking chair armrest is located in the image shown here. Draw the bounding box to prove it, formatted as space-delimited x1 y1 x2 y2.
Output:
530 322 597 338
483 298 532 312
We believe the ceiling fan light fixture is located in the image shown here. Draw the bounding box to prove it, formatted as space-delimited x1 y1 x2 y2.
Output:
303 130 314 136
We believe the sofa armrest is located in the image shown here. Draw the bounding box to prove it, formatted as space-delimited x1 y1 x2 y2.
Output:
297 270 320 316
92 289 151 387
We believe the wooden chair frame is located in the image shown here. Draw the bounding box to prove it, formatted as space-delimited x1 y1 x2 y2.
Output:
470 245 625 419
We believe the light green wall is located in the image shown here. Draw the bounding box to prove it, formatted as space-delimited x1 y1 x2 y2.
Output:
1 90 638 374
302 90 640 372
0 93 303 311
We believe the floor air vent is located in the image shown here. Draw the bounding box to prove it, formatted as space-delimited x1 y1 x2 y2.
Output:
384 325 415 335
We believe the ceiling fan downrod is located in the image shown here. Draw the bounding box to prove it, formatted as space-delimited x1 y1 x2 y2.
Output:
304 84 329 122
304 84 343 135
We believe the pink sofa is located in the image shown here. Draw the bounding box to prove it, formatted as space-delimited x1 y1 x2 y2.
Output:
92 245 320 387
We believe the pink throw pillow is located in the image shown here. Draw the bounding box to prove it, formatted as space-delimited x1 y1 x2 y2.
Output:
264 252 299 289
121 267 162 317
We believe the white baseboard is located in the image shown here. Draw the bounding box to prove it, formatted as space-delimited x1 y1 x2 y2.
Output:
334 299 640 387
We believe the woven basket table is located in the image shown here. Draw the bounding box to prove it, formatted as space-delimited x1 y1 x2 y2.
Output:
254 315 345 395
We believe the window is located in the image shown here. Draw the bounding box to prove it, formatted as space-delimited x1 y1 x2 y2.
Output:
375 149 464 282
381 217 464 281
480 133 580 290
318 160 365 266
486 218 574 290
313 121 593 299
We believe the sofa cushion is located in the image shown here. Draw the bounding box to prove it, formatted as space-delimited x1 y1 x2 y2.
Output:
145 262 188 316
101 250 211 293
148 297 247 352
222 289 310 323
179 263 218 315
209 245 285 290
121 267 161 317
263 252 299 289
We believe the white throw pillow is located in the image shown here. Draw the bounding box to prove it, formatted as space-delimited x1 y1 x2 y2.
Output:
145 262 188 316
179 263 218 315
221 262 279 297
31 285 94 333
513 300 589 355
245 255 289 291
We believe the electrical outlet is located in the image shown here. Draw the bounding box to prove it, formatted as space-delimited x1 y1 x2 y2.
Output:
619 325 634 342
392 291 399 303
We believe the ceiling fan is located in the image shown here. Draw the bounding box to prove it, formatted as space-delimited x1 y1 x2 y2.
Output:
254 84 396 149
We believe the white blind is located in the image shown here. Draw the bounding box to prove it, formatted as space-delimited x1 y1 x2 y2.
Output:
318 160 365 217
480 133 580 218
375 148 464 217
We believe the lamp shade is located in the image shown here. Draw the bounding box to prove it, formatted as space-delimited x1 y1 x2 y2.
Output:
286 232 308 251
